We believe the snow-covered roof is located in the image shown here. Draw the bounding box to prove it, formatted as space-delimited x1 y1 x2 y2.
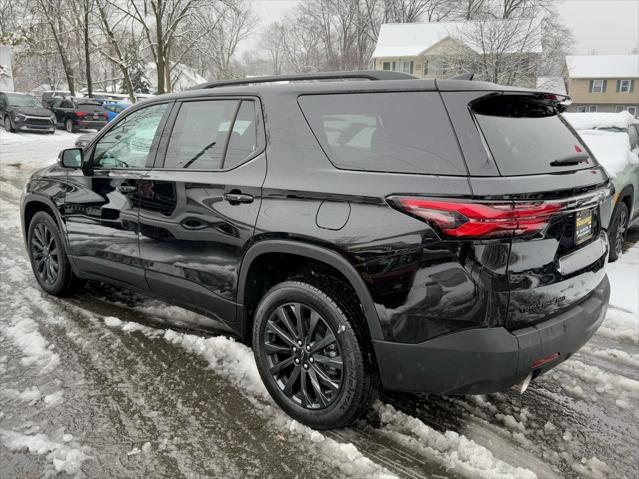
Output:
372 21 543 58
536 76 566 95
563 112 638 131
565 55 639 79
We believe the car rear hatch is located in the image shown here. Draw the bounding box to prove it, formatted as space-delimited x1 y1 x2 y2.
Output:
440 88 612 330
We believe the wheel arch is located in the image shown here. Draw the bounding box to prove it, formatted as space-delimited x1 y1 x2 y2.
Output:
22 196 67 245
616 184 634 215
237 240 383 343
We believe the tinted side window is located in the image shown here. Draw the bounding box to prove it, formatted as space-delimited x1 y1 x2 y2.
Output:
61 100 74 109
164 100 238 170
298 92 467 175
93 103 168 169
224 100 259 169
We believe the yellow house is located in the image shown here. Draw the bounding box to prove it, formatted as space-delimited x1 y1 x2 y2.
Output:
563 55 639 116
371 21 542 82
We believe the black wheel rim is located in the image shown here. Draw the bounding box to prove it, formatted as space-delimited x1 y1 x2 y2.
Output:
615 208 627 257
31 223 59 286
264 302 343 410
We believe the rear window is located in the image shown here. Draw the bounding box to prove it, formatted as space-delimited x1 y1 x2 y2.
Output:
472 95 595 176
298 92 467 176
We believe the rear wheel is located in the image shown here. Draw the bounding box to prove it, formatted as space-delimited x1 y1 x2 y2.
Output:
252 280 377 429
608 201 629 262
65 118 75 133
4 115 14 132
27 212 75 295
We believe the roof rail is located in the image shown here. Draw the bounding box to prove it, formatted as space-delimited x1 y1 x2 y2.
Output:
191 70 415 90
449 72 475 81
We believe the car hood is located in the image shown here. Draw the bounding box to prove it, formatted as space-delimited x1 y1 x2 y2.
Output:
13 106 54 117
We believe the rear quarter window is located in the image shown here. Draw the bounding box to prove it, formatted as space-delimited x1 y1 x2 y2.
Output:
298 92 467 176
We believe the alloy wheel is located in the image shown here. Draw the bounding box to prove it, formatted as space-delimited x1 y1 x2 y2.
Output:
31 223 59 286
65 119 73 133
4 117 10 131
264 302 343 409
615 208 627 257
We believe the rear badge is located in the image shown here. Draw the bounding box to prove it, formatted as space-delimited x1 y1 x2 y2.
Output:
575 209 594 245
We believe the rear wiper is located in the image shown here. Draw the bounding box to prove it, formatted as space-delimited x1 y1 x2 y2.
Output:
550 152 590 166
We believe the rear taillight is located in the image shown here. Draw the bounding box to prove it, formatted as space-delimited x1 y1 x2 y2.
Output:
76 111 88 118
388 197 562 239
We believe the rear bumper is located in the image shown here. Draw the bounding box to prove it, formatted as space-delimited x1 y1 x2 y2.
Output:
374 275 610 394
77 120 107 129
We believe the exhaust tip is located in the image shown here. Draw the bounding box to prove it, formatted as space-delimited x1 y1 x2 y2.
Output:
519 372 533 395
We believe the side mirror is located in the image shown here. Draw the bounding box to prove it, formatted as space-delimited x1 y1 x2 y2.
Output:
58 148 83 168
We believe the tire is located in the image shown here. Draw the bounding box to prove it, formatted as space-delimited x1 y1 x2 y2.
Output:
608 201 629 262
252 280 377 430
4 115 14 132
27 211 75 295
65 118 75 133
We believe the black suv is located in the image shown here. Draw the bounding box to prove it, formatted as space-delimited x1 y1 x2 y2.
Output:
1 92 56 133
21 72 613 429
49 97 108 132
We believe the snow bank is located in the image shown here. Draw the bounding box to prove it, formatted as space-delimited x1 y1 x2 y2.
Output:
376 403 536 479
606 243 639 315
144 328 395 478
0 429 89 476
563 112 638 131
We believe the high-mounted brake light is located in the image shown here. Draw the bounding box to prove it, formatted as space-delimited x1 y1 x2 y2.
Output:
388 197 563 239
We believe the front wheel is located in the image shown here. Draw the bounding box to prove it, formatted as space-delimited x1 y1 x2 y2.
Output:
608 201 629 262
252 280 377 430
4 115 14 132
27 212 75 295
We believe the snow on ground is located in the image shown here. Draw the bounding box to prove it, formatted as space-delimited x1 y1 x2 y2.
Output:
0 429 89 475
0 129 80 170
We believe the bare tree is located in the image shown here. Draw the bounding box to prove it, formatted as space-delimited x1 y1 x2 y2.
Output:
446 17 542 86
94 0 137 101
262 22 287 75
36 0 77 95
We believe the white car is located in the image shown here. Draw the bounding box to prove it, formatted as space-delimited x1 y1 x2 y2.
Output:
563 112 639 261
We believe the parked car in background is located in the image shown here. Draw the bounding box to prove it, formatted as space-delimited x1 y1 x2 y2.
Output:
75 131 97 148
564 112 639 261
22 71 613 429
0 92 55 134
49 97 109 132
41 90 71 107
102 100 130 122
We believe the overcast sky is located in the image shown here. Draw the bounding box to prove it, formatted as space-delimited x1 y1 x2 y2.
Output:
246 0 639 55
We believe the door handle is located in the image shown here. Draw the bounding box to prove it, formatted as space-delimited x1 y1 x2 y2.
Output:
223 192 254 204
117 185 137 193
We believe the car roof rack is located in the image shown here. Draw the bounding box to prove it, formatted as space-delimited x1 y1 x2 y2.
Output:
192 70 416 90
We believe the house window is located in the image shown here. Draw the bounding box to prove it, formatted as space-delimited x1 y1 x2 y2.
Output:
402 61 413 74
619 80 632 93
591 80 605 93
616 105 625 113
382 61 396 71
627 106 637 116
576 106 587 113
588 105 598 112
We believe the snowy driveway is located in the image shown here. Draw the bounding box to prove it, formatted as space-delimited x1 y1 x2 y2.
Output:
1 130 638 479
